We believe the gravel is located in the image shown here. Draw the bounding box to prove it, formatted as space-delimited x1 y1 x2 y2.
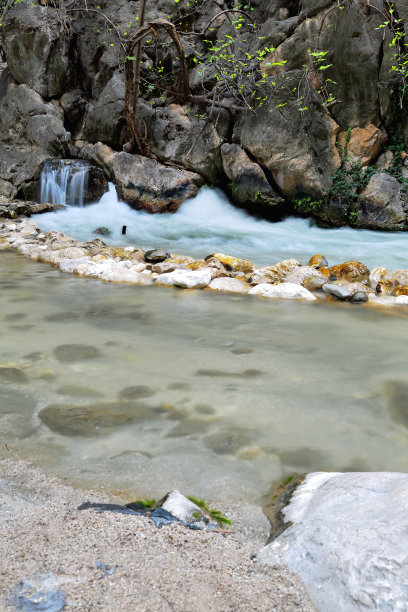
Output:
0 454 315 611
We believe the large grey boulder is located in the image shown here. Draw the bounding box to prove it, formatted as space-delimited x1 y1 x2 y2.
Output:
138 103 224 184
234 73 340 198
357 172 405 230
0 85 70 196
79 143 204 212
83 72 126 148
221 144 280 207
259 472 408 612
1 3 71 98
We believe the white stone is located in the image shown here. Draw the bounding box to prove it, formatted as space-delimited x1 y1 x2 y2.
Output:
396 295 408 305
207 277 248 293
370 266 388 290
155 268 213 289
367 294 397 306
258 472 408 612
285 266 326 287
161 490 206 524
248 282 317 301
49 247 88 265
59 256 91 273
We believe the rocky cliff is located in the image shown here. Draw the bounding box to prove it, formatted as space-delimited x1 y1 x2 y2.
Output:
0 0 408 230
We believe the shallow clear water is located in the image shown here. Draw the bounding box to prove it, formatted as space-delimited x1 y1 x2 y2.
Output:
1 250 408 502
34 185 408 271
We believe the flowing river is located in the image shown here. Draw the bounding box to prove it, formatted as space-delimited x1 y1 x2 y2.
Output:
1 245 408 502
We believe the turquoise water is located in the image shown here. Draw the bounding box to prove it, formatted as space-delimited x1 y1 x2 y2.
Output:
1 250 408 502
34 185 408 271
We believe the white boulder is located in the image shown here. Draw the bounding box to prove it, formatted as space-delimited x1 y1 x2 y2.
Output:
207 277 248 293
258 472 408 612
249 282 317 301
155 268 213 289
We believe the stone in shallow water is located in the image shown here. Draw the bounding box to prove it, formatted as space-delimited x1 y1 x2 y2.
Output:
144 249 171 263
39 401 161 436
278 447 327 470
167 382 191 390
195 368 262 378
53 344 102 363
203 428 252 454
46 311 80 322
56 385 104 399
384 380 408 428
230 347 254 355
165 419 210 437
119 385 155 400
0 367 28 384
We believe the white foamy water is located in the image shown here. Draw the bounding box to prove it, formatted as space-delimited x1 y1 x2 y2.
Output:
34 185 408 271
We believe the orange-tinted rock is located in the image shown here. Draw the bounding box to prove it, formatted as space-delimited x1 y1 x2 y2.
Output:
207 253 254 274
338 124 383 166
329 261 370 282
318 266 331 280
307 254 329 268
376 280 399 295
394 285 408 296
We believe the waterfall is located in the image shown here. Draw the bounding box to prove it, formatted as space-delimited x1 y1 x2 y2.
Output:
40 160 90 207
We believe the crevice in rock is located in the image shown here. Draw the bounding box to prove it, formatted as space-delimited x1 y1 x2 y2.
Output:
262 474 307 544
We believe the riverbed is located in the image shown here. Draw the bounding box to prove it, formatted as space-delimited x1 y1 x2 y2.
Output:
1 248 408 503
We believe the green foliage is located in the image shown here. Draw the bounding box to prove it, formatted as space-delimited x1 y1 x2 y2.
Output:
386 129 408 192
293 196 322 214
377 3 408 108
131 498 156 508
187 496 233 525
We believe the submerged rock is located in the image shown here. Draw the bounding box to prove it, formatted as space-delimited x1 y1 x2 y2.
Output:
119 385 155 400
53 344 102 363
384 380 408 429
39 400 159 436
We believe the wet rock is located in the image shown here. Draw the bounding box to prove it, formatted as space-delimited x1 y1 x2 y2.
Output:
393 285 408 296
206 277 248 294
53 344 102 363
357 173 405 231
322 283 352 300
203 429 252 455
230 347 254 355
285 266 327 288
165 420 210 437
119 385 155 400
338 124 383 166
249 282 317 301
329 261 370 282
195 368 261 378
370 266 388 290
206 253 254 274
151 261 187 274
0 367 28 384
155 268 213 289
350 291 369 303
258 472 408 612
145 249 171 263
93 227 111 236
79 143 204 213
56 385 103 399
253 259 302 284
307 254 328 268
221 143 280 207
39 401 158 436
390 270 408 285
376 279 399 295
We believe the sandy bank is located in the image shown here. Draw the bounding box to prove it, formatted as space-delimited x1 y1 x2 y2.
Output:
0 454 314 611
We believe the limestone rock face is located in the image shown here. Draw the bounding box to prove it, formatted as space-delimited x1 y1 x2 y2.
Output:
2 4 71 98
234 74 341 197
83 72 126 148
0 85 70 195
79 143 204 213
221 144 280 207
338 125 383 166
258 472 408 612
357 173 405 230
